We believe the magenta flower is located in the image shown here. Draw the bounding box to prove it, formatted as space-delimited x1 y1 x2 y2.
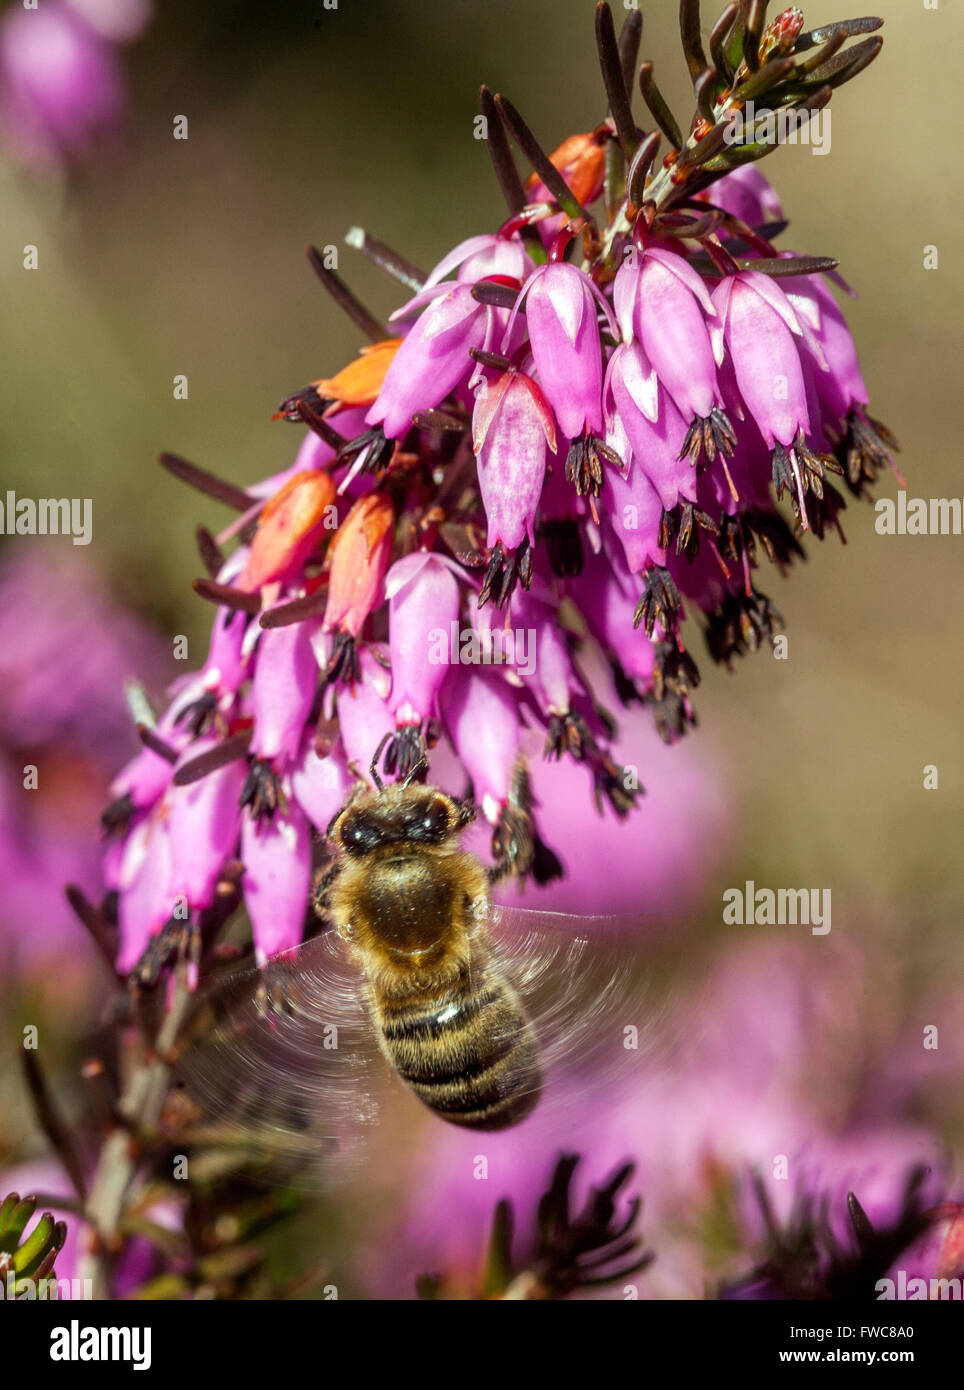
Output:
386 551 462 738
290 737 354 831
700 165 784 233
366 283 492 442
116 803 173 972
605 341 695 513
783 265 903 491
712 269 833 527
335 645 395 782
241 804 312 965
248 620 317 768
422 232 533 289
472 369 556 595
516 262 610 441
601 451 670 628
712 270 808 448
0 548 170 976
169 738 245 912
578 548 657 688
440 663 520 813
613 245 730 467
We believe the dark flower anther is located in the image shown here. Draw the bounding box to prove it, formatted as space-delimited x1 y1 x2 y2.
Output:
239 758 289 822
771 430 844 526
633 565 682 636
800 478 847 542
837 408 902 496
336 424 395 478
658 499 719 560
705 587 784 666
173 690 219 739
324 630 362 688
478 1154 652 1300
383 722 435 783
719 1167 941 1302
679 406 737 471
542 519 584 577
477 537 532 611
566 433 621 499
743 507 806 571
100 791 135 839
488 761 563 889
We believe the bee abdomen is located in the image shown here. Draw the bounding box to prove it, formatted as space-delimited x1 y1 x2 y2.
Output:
378 977 542 1131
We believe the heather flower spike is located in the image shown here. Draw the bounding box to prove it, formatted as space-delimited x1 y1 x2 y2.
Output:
101 0 895 982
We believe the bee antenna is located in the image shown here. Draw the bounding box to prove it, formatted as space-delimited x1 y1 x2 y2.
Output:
369 732 392 793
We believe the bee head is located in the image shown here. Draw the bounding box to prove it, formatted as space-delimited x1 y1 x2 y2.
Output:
333 787 471 858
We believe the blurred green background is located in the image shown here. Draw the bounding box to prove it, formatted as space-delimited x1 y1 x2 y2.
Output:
0 0 961 1282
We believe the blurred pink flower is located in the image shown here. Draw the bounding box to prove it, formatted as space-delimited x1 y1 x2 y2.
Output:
371 937 953 1298
0 0 149 167
0 1156 179 1298
0 546 171 971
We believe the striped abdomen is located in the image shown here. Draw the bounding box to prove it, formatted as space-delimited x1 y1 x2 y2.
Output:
374 968 542 1130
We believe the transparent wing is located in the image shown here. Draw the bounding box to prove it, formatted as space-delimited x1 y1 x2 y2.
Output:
488 904 676 1121
173 929 384 1191
174 906 674 1190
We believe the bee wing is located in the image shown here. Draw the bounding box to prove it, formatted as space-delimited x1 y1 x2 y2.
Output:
174 930 388 1190
487 903 676 1117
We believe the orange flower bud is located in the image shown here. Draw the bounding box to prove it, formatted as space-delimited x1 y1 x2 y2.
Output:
240 470 336 592
324 493 394 637
525 131 606 208
312 338 403 409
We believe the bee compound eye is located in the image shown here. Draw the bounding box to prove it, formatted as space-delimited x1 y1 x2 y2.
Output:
421 799 450 837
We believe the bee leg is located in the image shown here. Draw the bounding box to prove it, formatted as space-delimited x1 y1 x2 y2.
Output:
311 862 341 919
486 860 513 886
368 731 393 791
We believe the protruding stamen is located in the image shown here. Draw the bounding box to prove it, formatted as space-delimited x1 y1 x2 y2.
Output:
193 577 262 615
172 730 253 787
306 244 385 342
260 588 328 630
135 724 179 765
158 452 254 512
65 885 118 970
344 226 426 292
195 525 224 578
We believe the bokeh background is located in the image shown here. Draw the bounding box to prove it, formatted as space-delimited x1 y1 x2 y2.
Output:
1 0 961 1297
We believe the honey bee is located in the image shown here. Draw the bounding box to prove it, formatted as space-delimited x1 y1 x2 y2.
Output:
319 752 542 1131
175 746 667 1185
